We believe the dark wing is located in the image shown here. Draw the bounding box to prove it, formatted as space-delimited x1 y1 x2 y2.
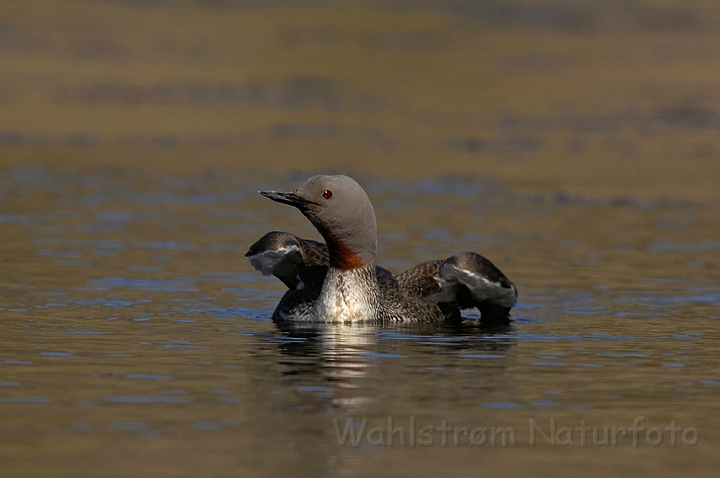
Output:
245 231 329 290
396 252 517 318
395 259 444 298
247 231 395 293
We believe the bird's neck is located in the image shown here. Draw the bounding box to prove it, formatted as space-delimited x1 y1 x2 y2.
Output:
323 233 374 270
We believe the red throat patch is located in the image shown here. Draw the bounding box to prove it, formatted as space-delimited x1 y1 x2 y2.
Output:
325 233 365 270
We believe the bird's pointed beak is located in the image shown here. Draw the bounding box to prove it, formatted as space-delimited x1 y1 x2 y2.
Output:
259 191 312 208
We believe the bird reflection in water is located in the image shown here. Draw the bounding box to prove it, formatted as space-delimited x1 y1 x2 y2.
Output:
273 320 515 412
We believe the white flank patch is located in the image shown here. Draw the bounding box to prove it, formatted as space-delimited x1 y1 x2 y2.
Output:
441 263 517 308
247 245 301 276
426 275 459 303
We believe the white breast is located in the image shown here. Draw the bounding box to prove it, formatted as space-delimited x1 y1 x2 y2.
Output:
315 268 377 323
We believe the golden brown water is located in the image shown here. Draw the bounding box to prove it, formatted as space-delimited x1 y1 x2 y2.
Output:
2 169 718 476
1 1 720 477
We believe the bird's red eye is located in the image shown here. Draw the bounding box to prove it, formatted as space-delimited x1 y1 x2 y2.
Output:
322 190 332 199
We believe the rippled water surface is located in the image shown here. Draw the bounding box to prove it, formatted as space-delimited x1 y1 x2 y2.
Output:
1 166 719 476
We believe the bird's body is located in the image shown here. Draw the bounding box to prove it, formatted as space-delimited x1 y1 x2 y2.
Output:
246 175 517 325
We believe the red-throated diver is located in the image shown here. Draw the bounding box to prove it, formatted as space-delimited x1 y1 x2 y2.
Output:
246 175 517 324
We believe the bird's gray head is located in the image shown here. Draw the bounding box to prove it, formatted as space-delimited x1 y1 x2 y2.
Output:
260 175 377 270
